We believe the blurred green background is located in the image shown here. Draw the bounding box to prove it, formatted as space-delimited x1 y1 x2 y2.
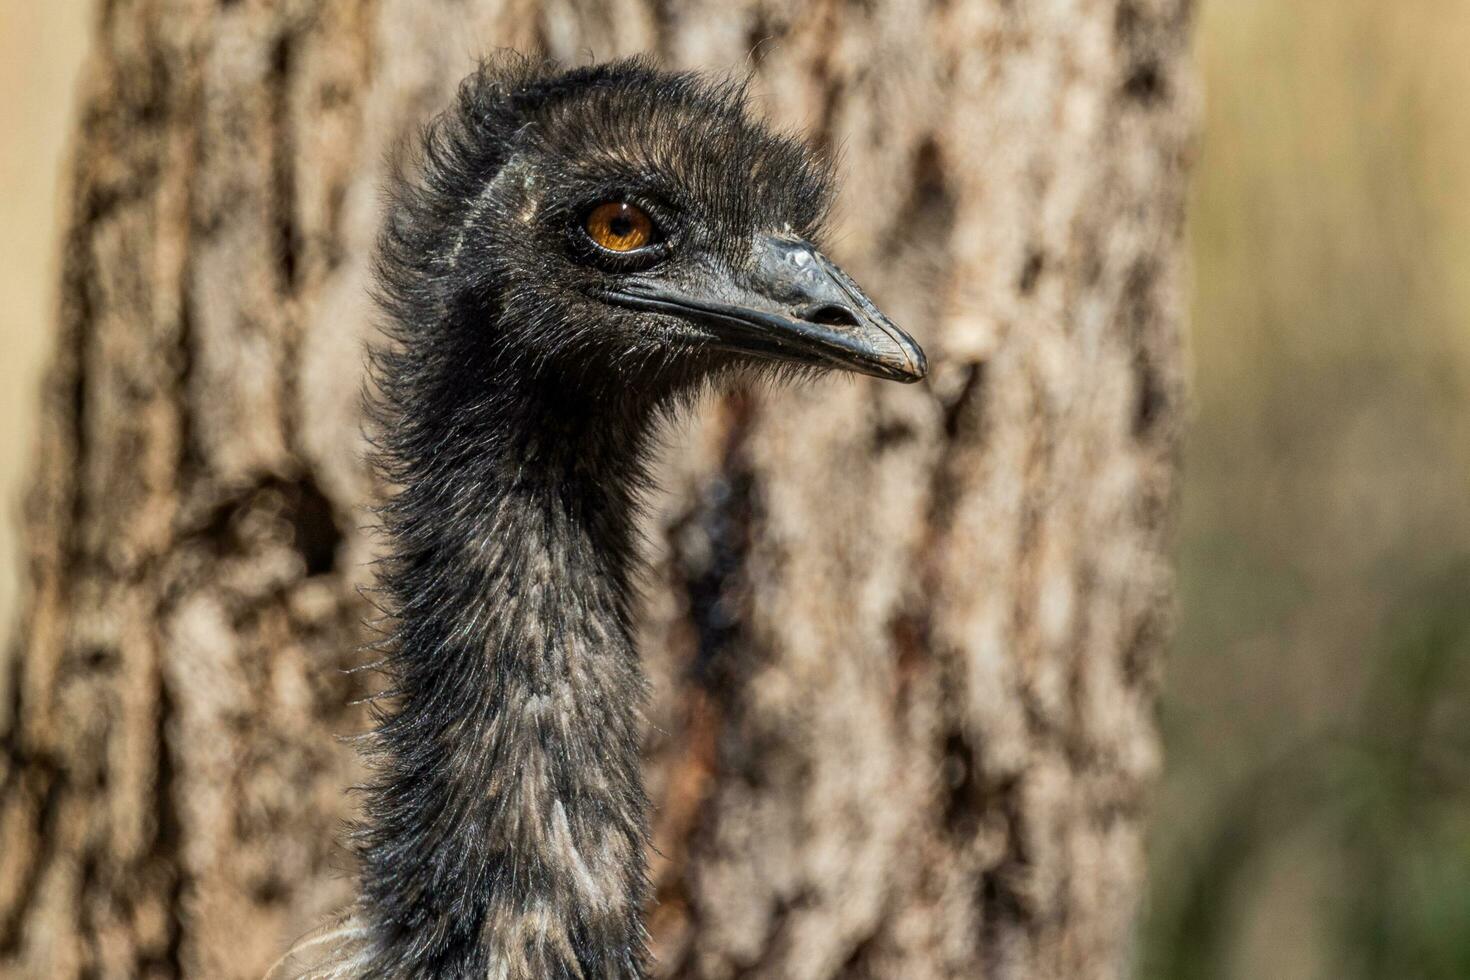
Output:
2 2 1466 977
1143 1 1470 977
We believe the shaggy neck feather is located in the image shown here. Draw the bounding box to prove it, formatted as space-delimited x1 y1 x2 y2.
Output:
360 376 652 980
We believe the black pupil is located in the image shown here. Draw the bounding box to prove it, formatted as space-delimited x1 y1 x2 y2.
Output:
608 214 634 238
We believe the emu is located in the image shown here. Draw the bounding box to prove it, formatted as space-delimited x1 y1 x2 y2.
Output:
283 56 925 979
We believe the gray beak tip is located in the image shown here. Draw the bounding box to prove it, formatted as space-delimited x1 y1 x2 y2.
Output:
901 345 929 383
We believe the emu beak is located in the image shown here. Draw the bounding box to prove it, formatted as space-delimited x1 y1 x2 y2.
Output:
606 236 927 383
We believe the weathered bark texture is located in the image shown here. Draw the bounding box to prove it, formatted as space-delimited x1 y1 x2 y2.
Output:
0 1 1193 977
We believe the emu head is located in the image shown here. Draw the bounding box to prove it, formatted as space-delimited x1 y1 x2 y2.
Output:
381 58 926 410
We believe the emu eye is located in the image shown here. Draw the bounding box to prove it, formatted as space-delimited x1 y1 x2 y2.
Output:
584 202 655 253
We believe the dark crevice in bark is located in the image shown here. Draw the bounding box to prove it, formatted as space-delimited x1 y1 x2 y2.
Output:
892 136 954 251
1122 258 1170 439
288 476 344 577
941 362 986 444
1123 61 1165 102
79 851 103 969
920 360 988 544
1116 1 1188 107
888 606 932 710
839 929 881 979
269 24 312 477
151 677 185 980
681 467 753 684
865 101 950 271
877 127 960 724
63 237 95 574
941 728 980 838
175 277 202 479
175 474 344 579
870 416 917 453
677 392 758 689
651 394 760 972
813 77 845 158
979 773 1032 977
1019 248 1046 294
1 636 23 750
270 30 299 295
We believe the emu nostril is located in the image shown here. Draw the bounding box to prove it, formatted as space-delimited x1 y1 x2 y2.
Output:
803 304 861 328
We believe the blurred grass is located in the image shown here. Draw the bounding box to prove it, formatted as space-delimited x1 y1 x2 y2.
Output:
1 2 1467 978
1142 1 1470 978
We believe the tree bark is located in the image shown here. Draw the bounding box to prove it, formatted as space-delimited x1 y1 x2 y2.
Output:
0 1 1193 977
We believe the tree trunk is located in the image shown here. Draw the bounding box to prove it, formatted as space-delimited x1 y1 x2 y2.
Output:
0 1 1193 977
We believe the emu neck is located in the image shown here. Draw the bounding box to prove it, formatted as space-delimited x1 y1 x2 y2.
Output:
363 380 651 979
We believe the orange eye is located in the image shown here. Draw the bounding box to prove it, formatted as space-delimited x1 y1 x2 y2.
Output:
584 202 654 252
